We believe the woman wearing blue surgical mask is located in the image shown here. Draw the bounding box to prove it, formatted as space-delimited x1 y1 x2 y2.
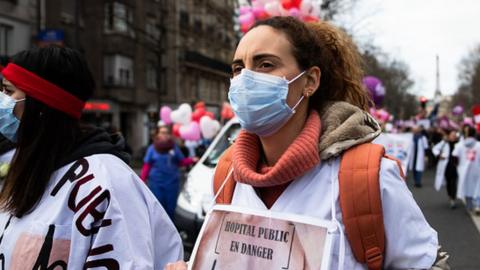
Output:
0 79 25 142
166 17 448 270
0 47 183 269
0 80 21 183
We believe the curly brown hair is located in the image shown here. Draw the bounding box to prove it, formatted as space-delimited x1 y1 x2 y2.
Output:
252 17 371 112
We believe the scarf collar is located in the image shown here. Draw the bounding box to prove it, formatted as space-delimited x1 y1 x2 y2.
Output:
232 111 321 187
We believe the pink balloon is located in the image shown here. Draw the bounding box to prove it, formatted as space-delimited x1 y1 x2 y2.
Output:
464 117 474 127
239 6 251 15
179 122 201 141
452 105 464 116
239 12 255 26
377 109 391 122
289 7 301 17
160 106 172 125
252 6 267 19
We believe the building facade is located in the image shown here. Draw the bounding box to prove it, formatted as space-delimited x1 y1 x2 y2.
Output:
0 0 237 157
39 0 165 157
0 0 37 67
162 0 237 115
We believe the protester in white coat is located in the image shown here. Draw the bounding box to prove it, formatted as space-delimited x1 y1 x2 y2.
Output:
453 125 480 214
0 47 183 269
433 130 459 208
166 17 447 270
433 135 449 191
408 126 429 187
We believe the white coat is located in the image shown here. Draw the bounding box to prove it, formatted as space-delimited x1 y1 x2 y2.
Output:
452 138 480 199
228 157 438 269
0 149 14 163
0 154 183 269
432 140 450 191
408 135 429 172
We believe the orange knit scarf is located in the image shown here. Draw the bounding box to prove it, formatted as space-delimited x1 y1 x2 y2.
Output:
232 111 321 188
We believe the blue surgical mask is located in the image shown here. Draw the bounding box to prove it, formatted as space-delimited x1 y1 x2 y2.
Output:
228 69 306 137
0 91 25 142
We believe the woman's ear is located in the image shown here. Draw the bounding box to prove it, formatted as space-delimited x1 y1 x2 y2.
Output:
303 66 321 97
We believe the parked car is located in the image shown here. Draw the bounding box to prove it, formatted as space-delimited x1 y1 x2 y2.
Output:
174 118 240 254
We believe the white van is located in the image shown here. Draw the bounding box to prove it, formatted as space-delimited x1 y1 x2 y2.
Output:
174 117 240 252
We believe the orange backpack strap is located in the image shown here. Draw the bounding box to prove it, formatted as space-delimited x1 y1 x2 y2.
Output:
339 143 386 270
213 146 236 204
384 154 406 180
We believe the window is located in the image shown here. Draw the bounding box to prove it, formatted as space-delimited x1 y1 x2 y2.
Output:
146 62 158 89
104 2 134 35
193 19 202 32
0 24 13 56
203 123 241 168
179 10 189 28
103 55 134 87
61 0 75 16
198 77 209 100
145 17 160 41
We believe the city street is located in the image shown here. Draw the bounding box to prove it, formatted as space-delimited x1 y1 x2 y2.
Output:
410 169 480 270
2 0 480 269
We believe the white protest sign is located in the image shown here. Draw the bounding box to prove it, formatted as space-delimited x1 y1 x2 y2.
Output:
374 133 413 175
189 205 335 270
417 119 431 129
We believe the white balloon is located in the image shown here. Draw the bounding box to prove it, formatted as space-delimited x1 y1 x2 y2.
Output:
300 0 314 15
311 4 322 18
279 5 290 16
170 103 192 126
200 116 221 140
264 2 281 16
185 140 199 148
256 0 274 5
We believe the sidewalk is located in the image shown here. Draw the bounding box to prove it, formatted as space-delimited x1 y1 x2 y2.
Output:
410 169 480 270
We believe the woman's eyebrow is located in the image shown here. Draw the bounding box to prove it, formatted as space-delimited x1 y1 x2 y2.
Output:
252 53 281 62
231 59 243 66
2 80 14 88
232 53 281 66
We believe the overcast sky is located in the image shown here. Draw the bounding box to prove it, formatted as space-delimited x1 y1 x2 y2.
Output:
335 0 480 98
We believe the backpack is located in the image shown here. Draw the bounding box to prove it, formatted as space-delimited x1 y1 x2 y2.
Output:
213 143 405 270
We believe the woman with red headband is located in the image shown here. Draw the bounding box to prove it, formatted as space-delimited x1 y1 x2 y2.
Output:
0 47 183 269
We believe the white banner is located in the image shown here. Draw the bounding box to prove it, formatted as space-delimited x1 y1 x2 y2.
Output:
374 133 414 175
189 205 335 270
417 119 431 129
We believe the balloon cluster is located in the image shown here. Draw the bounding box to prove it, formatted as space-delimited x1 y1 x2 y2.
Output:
238 0 322 33
159 102 221 141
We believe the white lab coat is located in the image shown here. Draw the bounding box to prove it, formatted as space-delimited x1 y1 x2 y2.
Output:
228 157 438 269
432 140 450 191
452 138 480 199
0 149 14 163
408 135 429 172
0 154 183 269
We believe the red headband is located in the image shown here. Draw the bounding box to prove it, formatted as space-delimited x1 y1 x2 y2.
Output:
1 63 85 119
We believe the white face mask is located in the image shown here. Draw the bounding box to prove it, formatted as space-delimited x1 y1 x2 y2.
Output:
0 91 25 142
228 69 306 137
